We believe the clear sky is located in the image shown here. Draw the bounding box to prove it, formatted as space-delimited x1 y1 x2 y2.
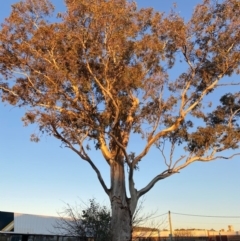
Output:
0 0 240 232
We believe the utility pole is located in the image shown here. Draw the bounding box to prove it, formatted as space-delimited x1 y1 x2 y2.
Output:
219 231 222 241
168 211 173 241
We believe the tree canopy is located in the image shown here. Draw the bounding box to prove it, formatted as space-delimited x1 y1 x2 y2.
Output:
0 0 239 240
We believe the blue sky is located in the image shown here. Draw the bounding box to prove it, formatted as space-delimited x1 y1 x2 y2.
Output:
0 0 240 231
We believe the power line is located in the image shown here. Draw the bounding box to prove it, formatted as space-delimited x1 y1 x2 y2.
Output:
173 221 240 224
171 212 240 218
145 212 168 220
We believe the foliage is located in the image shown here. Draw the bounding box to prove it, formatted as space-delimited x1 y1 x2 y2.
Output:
0 0 239 240
56 199 111 241
82 199 111 241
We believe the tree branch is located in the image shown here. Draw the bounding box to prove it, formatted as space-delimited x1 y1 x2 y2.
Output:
83 46 120 129
138 150 240 199
128 166 138 215
51 124 110 196
98 133 112 165
108 132 131 166
133 115 184 168
174 152 240 174
0 85 19 97
137 170 174 198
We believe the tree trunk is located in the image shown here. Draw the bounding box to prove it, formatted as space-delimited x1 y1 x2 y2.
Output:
110 159 132 241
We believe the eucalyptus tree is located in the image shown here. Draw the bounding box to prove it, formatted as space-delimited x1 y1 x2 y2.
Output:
0 0 239 240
